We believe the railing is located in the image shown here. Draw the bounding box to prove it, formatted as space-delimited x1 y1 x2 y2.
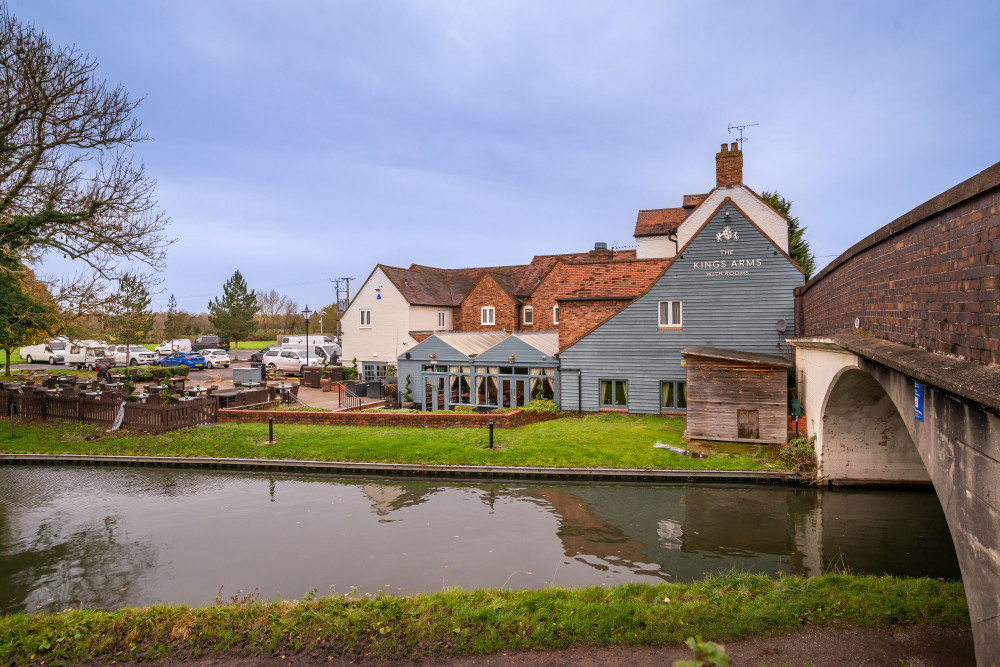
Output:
336 383 363 411
0 392 217 434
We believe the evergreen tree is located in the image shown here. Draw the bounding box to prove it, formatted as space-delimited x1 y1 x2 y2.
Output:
163 294 180 347
761 191 816 276
104 273 154 363
207 270 258 360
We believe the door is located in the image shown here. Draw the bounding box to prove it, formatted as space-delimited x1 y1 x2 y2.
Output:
501 379 512 407
424 376 446 411
737 409 760 440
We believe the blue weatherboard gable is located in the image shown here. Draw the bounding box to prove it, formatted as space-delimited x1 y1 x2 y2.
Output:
559 201 804 414
475 336 557 366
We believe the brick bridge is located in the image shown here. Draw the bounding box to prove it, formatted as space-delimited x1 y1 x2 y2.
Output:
790 160 1000 665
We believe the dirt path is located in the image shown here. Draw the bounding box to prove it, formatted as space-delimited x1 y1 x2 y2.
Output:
78 625 974 667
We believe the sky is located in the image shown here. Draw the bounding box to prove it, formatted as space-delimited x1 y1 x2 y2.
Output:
11 0 1000 318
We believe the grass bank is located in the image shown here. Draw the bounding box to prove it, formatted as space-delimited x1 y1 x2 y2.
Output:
0 574 967 664
0 414 780 470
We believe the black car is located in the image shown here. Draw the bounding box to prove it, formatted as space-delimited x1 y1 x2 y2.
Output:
250 345 281 363
192 335 231 351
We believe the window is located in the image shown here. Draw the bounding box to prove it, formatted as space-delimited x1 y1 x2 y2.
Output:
600 379 627 408
362 361 387 381
661 381 687 410
438 311 446 328
658 300 682 328
481 306 495 325
553 304 559 325
523 306 533 325
360 309 371 326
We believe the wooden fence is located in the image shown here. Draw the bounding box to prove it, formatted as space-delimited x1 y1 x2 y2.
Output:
0 393 217 434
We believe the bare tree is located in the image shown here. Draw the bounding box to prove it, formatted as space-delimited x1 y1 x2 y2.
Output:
256 289 297 337
0 4 171 280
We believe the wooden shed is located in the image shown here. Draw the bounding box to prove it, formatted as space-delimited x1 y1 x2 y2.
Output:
681 346 792 444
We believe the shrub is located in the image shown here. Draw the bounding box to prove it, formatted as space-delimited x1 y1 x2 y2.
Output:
491 407 515 414
403 374 413 402
170 366 190 377
451 406 476 414
778 434 817 476
342 365 358 380
522 399 557 413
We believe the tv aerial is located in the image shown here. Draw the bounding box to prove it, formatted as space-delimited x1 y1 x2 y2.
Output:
727 122 759 149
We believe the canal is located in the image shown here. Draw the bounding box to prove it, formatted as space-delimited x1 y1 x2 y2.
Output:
0 466 961 613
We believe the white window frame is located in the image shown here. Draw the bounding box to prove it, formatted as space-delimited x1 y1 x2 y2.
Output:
438 311 446 328
658 300 682 328
481 306 495 325
553 304 559 325
360 309 372 327
523 306 533 325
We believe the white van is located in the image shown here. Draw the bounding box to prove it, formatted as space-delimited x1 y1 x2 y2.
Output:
19 339 67 365
155 339 192 356
278 334 336 347
284 342 342 365
65 340 111 370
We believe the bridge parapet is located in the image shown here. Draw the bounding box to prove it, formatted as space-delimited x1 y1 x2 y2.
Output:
795 161 1000 365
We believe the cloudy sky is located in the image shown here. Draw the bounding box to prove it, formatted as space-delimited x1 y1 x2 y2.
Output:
12 0 1000 317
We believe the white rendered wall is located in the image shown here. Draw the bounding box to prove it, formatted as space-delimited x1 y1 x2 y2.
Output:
673 188 789 256
635 235 678 260
342 268 417 368
410 305 453 332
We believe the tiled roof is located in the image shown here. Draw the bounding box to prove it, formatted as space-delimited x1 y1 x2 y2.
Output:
683 193 710 208
380 249 639 307
633 208 687 237
555 259 670 300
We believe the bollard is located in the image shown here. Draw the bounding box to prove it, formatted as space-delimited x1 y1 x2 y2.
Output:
9 401 16 439
488 419 494 449
268 414 274 444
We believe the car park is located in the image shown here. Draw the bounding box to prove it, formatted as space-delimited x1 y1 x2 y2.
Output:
192 335 230 351
260 348 313 376
107 345 157 366
154 339 192 355
155 351 207 370
200 349 230 369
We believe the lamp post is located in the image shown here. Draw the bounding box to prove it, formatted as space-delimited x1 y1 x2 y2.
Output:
302 306 312 366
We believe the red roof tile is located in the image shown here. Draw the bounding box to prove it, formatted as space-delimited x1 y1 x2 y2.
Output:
555 259 671 301
683 193 710 208
633 208 687 237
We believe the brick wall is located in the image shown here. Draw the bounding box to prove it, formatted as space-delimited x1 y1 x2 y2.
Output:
557 299 632 351
217 407 560 428
459 275 518 332
716 142 742 187
522 262 563 332
796 163 1000 365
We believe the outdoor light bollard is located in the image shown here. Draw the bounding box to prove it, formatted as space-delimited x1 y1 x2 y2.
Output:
488 418 494 449
268 414 274 444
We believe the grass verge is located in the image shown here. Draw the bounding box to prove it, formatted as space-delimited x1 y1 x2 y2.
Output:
0 573 967 664
0 414 782 470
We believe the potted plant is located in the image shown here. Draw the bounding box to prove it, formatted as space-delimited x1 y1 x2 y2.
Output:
401 374 415 409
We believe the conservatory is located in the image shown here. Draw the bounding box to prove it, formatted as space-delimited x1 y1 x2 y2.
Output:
396 332 559 412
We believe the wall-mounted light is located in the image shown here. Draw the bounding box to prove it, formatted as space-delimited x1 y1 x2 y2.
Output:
429 352 436 360
508 354 515 363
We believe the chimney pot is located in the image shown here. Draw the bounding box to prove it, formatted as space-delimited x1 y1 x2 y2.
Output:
731 141 738 152
720 142 728 152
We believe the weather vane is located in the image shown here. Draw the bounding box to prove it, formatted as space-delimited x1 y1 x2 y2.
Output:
727 122 759 149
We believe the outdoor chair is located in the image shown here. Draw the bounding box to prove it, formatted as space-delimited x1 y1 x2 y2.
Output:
148 386 162 396
127 368 139 381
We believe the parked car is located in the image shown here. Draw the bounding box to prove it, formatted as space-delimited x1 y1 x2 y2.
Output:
155 351 206 370
192 335 231 351
154 339 192 356
249 345 281 363
19 339 67 365
107 344 157 366
260 348 314 376
200 349 230 369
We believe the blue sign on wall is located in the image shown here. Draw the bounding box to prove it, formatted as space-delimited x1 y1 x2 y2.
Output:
914 382 924 422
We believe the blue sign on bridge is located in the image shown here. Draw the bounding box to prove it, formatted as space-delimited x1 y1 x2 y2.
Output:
914 382 924 422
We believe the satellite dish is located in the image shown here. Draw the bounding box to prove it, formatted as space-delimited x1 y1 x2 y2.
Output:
775 319 787 333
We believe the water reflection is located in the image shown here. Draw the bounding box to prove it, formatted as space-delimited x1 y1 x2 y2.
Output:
0 467 961 612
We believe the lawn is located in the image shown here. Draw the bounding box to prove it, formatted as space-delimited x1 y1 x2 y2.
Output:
0 414 783 470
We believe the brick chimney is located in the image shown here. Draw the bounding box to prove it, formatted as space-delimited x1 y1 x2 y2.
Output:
715 141 743 188
588 241 613 260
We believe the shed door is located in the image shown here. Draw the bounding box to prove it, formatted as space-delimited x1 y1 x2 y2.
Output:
737 409 759 440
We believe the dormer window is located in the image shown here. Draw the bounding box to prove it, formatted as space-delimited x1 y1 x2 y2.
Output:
481 306 495 325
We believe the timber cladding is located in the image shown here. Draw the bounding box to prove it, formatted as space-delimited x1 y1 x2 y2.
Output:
684 355 788 444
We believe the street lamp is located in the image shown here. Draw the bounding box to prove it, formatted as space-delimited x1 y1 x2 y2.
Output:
302 306 312 366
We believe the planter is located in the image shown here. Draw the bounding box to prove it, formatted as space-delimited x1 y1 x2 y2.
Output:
402 401 415 409
301 366 324 389
320 378 332 392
